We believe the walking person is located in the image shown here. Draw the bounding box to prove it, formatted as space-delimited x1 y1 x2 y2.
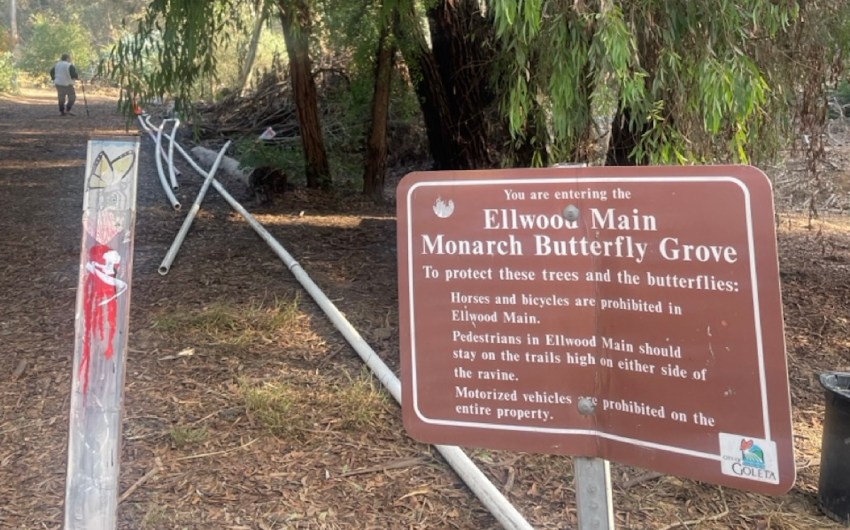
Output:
50 54 79 116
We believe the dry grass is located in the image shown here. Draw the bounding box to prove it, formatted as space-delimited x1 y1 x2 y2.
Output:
238 368 391 438
151 293 301 346
169 425 209 449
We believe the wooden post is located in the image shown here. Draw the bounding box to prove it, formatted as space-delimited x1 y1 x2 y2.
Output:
65 136 140 529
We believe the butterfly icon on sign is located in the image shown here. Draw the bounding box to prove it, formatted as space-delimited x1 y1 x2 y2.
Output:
433 197 455 218
88 150 136 190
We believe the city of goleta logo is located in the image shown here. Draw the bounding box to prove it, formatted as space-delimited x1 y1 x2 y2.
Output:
740 438 765 469
719 433 779 484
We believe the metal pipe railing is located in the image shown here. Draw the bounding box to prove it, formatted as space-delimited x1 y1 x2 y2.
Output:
158 140 231 275
151 118 180 210
136 114 181 178
145 123 535 530
167 119 180 190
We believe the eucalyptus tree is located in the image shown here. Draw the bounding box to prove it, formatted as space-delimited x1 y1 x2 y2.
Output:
102 0 850 206
277 0 330 189
316 0 398 200
492 0 850 168
783 0 850 217
318 0 497 190
105 0 332 189
361 4 395 201
9 0 17 49
392 0 497 170
238 3 268 94
391 0 850 173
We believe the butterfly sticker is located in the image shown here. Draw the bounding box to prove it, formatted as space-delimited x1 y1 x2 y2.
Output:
88 150 136 189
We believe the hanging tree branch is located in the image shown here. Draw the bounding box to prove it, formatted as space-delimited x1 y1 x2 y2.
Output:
101 0 244 116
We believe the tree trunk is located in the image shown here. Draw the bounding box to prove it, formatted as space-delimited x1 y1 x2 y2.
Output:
605 109 641 166
582 0 618 166
278 0 331 189
362 24 395 202
239 7 267 96
425 0 493 168
10 0 17 52
393 1 454 169
394 0 494 170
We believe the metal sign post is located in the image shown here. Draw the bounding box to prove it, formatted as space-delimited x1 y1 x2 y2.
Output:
65 136 140 529
575 457 614 529
561 163 616 530
575 396 615 529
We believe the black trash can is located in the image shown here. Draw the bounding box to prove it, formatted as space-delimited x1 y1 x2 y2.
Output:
819 371 850 526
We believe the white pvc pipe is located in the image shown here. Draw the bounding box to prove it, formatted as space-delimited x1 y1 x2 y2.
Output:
158 140 231 276
162 142 534 530
136 115 181 177
167 119 180 190
153 119 181 210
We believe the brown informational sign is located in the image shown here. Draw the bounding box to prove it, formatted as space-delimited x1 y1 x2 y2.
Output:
397 165 795 495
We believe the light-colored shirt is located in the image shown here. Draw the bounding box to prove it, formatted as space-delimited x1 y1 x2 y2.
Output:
53 60 75 86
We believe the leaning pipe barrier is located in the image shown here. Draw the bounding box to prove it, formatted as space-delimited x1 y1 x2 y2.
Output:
153 119 181 210
158 140 231 276
149 128 535 530
167 119 180 190
136 115 181 178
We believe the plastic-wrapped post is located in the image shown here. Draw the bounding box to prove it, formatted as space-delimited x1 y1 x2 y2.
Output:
65 136 140 529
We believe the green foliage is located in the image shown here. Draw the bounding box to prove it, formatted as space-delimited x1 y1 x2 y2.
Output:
493 0 806 166
236 139 306 186
18 13 94 77
100 0 421 192
89 0 850 185
152 295 301 345
74 1 149 50
215 18 287 93
0 52 15 93
7 0 148 51
316 0 381 70
314 0 427 187
103 0 286 110
102 0 244 114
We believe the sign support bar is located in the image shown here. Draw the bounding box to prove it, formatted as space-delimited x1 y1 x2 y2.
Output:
575 457 615 529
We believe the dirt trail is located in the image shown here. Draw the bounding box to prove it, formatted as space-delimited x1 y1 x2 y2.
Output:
0 88 491 529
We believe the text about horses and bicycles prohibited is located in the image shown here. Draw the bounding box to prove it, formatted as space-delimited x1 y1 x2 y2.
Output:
397 165 795 495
